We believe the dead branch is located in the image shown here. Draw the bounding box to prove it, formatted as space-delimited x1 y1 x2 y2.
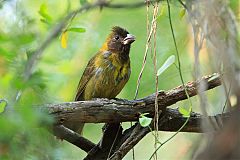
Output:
48 73 221 124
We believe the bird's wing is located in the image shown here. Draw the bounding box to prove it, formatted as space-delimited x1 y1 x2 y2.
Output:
75 55 97 101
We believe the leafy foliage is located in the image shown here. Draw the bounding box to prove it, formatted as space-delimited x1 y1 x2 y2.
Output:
0 100 7 113
39 4 52 24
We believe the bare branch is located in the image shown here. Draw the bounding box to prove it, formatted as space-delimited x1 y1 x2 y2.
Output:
47 73 221 124
47 71 232 159
48 73 223 159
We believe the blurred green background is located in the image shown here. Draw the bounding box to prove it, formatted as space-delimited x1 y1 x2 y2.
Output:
0 0 239 159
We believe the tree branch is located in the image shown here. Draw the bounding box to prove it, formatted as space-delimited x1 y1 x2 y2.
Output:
159 108 231 132
47 73 228 159
109 108 231 159
48 73 221 124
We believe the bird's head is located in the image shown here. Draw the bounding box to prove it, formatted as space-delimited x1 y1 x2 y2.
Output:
101 26 135 56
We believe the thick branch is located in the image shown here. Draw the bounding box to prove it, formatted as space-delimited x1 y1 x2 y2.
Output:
159 108 231 132
48 73 221 124
48 73 228 159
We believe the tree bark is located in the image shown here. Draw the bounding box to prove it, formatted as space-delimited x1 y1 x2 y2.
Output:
48 73 221 125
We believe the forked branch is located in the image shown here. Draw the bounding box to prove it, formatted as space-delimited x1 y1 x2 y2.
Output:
47 73 231 159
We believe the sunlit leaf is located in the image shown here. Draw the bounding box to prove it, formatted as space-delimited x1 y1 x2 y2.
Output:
38 4 52 23
179 9 186 19
61 31 68 49
157 55 175 76
14 33 35 45
67 27 86 33
178 106 190 117
40 18 50 25
0 100 7 114
1 73 13 86
139 114 152 127
0 47 14 59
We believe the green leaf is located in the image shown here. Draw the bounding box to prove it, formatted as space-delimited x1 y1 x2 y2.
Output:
67 27 86 33
79 0 88 5
139 115 152 127
178 106 190 117
0 100 7 114
38 4 52 23
157 55 175 76
179 9 186 19
40 18 50 25
0 47 14 59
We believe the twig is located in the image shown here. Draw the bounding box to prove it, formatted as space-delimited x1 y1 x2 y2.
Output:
177 0 187 10
101 0 164 9
134 2 160 100
152 2 160 160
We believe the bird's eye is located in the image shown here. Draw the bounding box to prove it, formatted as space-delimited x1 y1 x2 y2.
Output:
114 35 119 40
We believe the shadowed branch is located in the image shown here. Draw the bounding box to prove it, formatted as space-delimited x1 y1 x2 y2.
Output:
47 73 233 159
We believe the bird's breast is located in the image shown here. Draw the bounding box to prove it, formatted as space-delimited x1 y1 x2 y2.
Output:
84 53 130 99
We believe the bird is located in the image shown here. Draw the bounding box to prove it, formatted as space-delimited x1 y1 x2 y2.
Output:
64 26 135 134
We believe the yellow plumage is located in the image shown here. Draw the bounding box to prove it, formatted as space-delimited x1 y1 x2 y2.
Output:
82 52 131 100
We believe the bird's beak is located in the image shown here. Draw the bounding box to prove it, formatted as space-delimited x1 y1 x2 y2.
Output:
123 34 135 45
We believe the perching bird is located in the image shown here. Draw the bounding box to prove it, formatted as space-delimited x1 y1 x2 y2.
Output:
65 26 135 134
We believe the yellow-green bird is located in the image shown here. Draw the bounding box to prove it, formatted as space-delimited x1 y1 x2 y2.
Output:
66 26 135 134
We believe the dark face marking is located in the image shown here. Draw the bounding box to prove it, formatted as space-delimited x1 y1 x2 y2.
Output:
107 27 133 57
104 26 135 62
